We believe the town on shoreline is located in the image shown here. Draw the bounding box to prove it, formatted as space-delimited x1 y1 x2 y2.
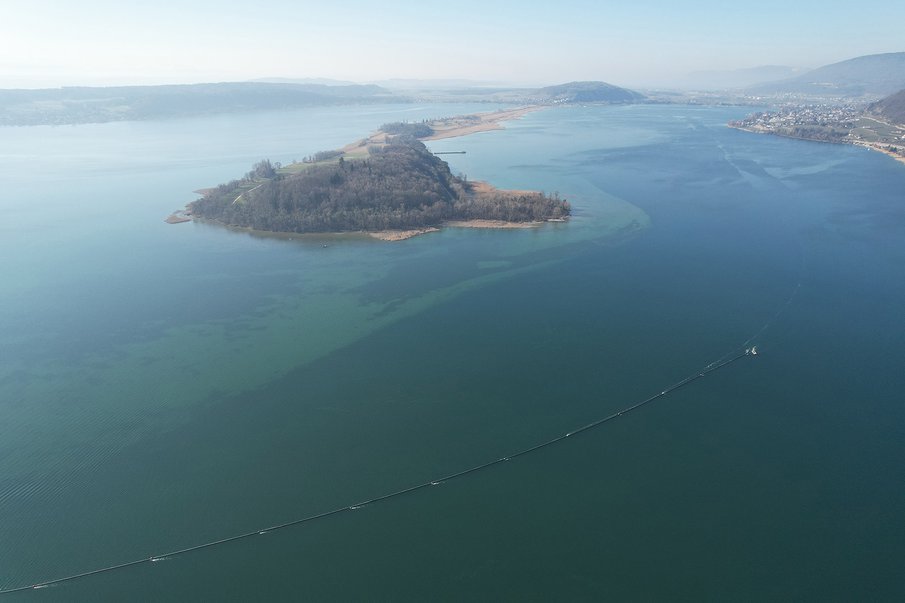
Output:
729 104 905 166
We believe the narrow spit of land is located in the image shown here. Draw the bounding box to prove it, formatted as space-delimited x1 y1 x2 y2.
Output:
170 106 569 240
340 106 543 155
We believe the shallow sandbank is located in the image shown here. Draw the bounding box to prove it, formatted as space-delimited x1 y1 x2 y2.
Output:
423 106 543 141
444 219 543 229
165 211 192 224
854 141 905 166
338 106 543 157
368 227 440 241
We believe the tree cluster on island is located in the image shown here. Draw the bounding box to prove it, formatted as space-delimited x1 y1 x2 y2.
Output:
379 121 435 137
188 137 569 233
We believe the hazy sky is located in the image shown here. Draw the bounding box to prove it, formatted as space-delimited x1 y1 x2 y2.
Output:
3 0 903 88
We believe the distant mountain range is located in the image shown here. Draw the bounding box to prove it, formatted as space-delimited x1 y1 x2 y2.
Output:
747 52 905 97
867 88 905 124
0 79 646 126
680 65 807 90
369 78 510 90
0 82 400 126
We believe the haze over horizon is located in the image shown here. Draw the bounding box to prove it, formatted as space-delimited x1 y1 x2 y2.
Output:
3 0 904 89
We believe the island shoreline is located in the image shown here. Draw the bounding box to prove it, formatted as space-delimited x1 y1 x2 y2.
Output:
178 105 569 240
188 214 562 243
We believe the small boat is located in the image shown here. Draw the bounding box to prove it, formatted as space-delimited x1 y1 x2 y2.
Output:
751 346 758 355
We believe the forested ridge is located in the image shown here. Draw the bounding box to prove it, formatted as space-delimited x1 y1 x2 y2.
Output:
189 137 569 233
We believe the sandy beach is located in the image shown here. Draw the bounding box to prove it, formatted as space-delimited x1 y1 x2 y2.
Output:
165 210 192 224
444 219 543 229
467 180 538 196
339 106 543 157
367 215 548 241
368 227 440 241
423 106 542 141
854 141 905 166
730 124 905 167
367 220 541 241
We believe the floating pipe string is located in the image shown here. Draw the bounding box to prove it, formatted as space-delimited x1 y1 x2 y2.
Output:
0 348 755 595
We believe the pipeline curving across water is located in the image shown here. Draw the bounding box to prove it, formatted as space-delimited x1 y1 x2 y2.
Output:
0 345 761 595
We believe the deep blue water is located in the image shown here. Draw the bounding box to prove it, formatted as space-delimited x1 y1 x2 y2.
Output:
2 103 904 601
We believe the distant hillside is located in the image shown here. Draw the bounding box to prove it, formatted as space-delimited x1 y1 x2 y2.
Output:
0 82 401 126
681 65 807 90
371 78 505 90
867 88 905 124
533 81 645 103
748 52 905 97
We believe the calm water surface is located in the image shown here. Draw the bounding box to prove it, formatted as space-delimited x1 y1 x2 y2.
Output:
1 103 904 600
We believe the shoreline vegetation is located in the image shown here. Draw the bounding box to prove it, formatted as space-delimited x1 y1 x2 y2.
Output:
172 106 571 240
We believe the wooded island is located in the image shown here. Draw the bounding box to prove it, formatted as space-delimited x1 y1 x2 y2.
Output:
181 111 570 240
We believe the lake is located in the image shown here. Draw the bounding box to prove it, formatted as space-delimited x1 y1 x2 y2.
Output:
2 102 904 600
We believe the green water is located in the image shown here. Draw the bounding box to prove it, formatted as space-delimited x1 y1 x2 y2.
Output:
2 103 905 601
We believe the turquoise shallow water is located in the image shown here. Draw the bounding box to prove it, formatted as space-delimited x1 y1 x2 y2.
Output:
2 103 905 600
